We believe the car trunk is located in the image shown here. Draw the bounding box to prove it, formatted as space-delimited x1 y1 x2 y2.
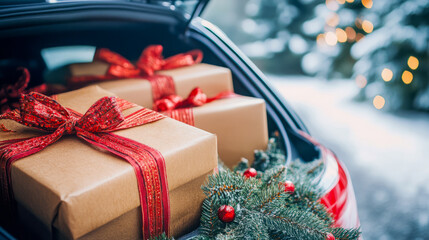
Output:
0 1 336 238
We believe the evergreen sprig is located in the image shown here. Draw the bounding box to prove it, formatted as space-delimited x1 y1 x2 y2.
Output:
194 135 360 240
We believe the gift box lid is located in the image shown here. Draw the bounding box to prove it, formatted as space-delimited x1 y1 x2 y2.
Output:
1 86 217 239
67 63 233 109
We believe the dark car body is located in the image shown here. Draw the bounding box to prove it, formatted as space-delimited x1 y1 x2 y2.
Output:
0 0 360 238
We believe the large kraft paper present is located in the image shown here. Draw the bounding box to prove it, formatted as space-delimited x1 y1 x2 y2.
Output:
67 62 233 109
0 86 217 239
164 95 269 169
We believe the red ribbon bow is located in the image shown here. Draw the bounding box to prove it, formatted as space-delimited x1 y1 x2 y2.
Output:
0 93 170 239
153 87 236 112
69 45 203 101
153 87 207 112
154 88 236 126
0 67 63 114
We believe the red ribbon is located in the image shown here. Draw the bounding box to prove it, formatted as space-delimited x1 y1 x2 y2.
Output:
0 67 64 114
69 45 203 101
155 87 236 126
0 93 170 239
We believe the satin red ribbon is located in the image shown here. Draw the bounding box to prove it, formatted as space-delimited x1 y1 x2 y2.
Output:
0 67 63 114
155 87 236 126
0 93 170 239
69 45 203 101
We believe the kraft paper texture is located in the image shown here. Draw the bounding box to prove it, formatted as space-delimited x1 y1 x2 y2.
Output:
68 63 233 109
193 96 268 168
0 86 217 239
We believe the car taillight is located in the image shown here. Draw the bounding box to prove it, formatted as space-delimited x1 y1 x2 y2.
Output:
320 149 360 228
298 131 360 229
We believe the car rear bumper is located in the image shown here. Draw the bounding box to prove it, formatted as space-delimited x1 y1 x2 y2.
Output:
299 131 361 229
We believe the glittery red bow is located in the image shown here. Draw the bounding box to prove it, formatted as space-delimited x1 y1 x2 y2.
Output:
136 45 203 76
0 93 170 239
153 87 206 112
0 67 62 114
157 88 236 125
154 87 236 112
69 45 203 101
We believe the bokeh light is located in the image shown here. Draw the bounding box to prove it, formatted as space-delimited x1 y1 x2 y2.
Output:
373 95 385 109
336 0 345 4
362 20 374 33
402 70 413 84
346 0 354 2
355 18 362 29
362 0 373 8
381 68 393 82
326 13 340 27
317 33 326 46
356 33 365 42
407 56 419 70
345 27 356 41
325 32 338 46
326 0 339 11
336 28 347 43
355 75 367 88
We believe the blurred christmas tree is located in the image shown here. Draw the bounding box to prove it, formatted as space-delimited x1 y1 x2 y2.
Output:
243 0 429 111
303 0 368 78
351 0 429 111
240 0 320 74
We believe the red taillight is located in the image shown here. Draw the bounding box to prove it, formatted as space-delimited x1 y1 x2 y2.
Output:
320 149 360 228
298 131 360 229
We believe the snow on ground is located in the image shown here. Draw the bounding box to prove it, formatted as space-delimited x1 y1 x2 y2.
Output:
269 75 429 240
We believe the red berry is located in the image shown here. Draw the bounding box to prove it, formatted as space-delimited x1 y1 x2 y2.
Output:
243 168 257 178
284 180 295 193
326 233 335 240
218 205 235 223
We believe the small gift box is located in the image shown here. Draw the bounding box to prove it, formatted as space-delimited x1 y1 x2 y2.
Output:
156 88 268 168
0 86 217 239
61 46 233 109
190 96 268 168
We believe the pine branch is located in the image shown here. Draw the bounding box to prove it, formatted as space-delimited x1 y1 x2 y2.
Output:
149 233 173 240
195 136 361 240
330 227 361 240
199 199 218 238
261 166 287 187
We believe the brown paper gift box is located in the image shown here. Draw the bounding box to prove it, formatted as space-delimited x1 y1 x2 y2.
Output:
67 62 233 109
0 86 218 239
183 96 268 169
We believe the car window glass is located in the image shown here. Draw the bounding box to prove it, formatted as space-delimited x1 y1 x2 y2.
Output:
41 45 96 70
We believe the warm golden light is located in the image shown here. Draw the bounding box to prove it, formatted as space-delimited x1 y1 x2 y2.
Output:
325 32 338 46
407 56 419 70
356 33 365 42
362 0 373 8
336 28 347 43
355 75 367 88
345 27 356 41
326 13 340 27
381 68 393 82
362 20 374 33
373 95 385 109
355 18 362 29
326 0 339 11
402 71 413 84
336 0 345 4
346 0 354 2
317 34 326 47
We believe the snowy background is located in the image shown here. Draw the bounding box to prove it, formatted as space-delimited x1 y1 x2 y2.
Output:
203 1 429 239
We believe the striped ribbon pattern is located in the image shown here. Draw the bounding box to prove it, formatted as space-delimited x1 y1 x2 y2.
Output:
157 88 237 126
68 45 203 102
0 92 170 239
